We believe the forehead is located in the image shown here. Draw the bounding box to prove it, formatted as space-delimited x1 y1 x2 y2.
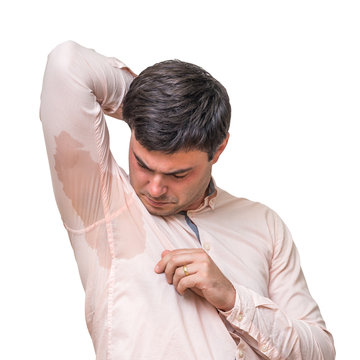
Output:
130 133 209 172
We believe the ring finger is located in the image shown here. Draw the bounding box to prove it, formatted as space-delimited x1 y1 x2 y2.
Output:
173 263 195 289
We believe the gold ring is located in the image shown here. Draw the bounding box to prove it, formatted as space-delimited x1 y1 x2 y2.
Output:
183 265 189 276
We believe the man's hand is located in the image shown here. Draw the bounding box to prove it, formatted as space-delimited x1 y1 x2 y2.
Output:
154 249 236 312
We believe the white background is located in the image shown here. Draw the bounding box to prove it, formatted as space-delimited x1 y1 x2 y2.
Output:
1 0 359 358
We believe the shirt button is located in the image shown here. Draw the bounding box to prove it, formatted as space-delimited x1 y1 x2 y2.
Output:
237 349 244 358
237 313 243 322
203 242 211 251
260 345 268 353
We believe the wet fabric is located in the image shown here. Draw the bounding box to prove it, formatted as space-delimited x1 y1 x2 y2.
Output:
40 41 335 360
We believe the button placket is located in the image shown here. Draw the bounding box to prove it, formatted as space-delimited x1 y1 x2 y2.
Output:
183 212 201 244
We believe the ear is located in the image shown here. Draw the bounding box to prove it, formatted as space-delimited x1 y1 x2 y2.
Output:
211 133 230 165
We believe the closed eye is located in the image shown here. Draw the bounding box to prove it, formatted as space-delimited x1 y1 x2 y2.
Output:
172 173 188 179
133 151 192 179
137 161 152 172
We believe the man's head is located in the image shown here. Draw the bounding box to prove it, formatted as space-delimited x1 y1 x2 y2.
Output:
122 59 231 216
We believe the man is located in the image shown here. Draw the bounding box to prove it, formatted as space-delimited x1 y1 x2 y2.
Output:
40 41 335 359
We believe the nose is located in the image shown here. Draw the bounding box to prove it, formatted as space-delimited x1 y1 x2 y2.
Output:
148 175 167 198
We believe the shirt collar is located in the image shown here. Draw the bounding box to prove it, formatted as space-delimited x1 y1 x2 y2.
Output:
188 178 218 213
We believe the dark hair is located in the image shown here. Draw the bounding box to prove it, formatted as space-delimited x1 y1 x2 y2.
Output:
122 59 231 160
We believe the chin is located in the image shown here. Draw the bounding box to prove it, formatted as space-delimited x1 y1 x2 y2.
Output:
146 206 176 217
143 203 178 217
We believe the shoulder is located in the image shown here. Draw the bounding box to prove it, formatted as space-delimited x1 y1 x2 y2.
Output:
215 187 275 217
213 187 286 236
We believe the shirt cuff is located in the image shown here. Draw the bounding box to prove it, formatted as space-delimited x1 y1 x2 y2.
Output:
218 286 256 333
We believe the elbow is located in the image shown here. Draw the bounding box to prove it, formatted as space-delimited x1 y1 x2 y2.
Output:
40 40 82 123
304 324 336 360
46 40 80 76
318 327 336 360
291 320 335 359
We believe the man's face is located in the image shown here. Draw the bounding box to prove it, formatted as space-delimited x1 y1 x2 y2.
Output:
128 132 223 216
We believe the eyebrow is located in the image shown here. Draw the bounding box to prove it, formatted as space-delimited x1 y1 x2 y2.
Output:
133 151 193 176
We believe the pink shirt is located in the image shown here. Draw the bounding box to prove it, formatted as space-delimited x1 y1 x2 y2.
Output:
40 41 335 360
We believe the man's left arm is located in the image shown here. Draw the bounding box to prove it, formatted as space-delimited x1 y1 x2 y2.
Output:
155 212 335 359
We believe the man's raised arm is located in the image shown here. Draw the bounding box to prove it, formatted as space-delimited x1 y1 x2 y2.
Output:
40 41 134 230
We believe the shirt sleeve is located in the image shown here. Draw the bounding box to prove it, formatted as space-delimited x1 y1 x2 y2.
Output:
40 41 134 230
219 211 335 360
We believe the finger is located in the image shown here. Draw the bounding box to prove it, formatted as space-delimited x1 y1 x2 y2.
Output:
155 248 206 275
155 252 194 277
176 273 202 296
161 250 171 258
173 263 196 289
163 253 204 284
154 250 172 273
